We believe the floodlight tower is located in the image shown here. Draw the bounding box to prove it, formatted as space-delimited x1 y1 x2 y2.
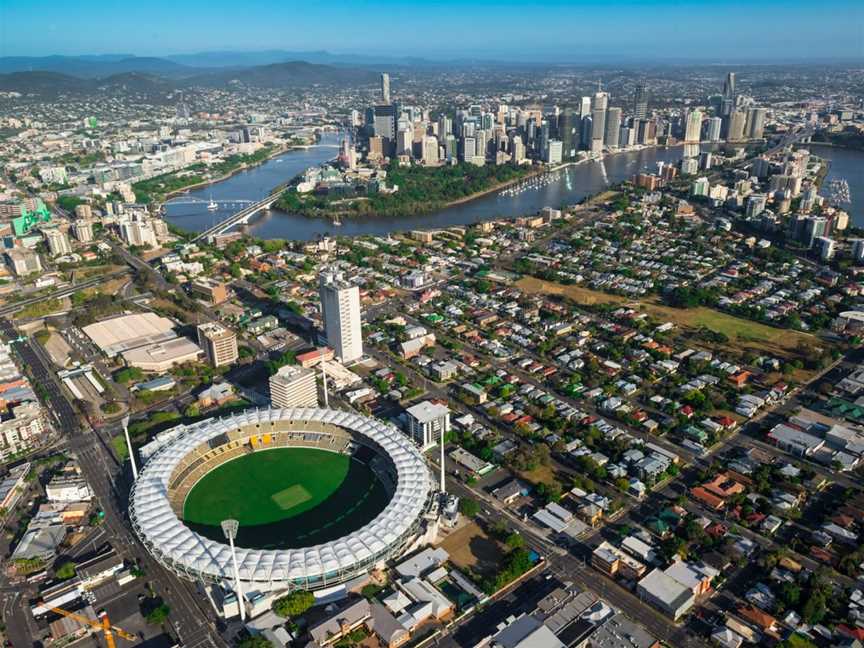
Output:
439 429 446 494
122 415 138 481
320 349 329 408
221 519 246 621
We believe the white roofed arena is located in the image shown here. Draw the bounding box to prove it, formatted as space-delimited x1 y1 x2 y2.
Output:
129 408 433 592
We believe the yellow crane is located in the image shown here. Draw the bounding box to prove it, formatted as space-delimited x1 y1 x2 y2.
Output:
49 607 136 648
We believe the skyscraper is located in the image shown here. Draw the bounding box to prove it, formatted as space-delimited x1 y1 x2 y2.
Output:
381 73 390 104
593 90 609 112
604 107 622 148
727 111 747 141
633 84 648 120
579 96 592 119
580 115 593 151
706 117 723 142
722 72 736 101
684 109 703 143
319 270 363 364
558 108 579 160
591 108 606 152
746 107 767 139
422 135 439 164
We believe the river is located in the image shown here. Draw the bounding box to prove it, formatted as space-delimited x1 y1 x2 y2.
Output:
164 135 864 240
807 144 864 226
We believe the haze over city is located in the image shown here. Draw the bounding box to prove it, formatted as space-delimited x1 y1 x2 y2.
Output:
2 0 863 60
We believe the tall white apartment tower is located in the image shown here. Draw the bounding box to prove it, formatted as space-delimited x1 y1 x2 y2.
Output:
381 73 391 104
319 270 363 363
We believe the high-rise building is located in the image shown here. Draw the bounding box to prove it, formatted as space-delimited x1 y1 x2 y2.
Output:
684 109 703 143
373 104 396 148
396 127 412 157
438 115 452 137
558 108 579 160
405 400 451 450
43 228 72 257
443 134 457 161
72 220 94 243
545 140 563 164
421 135 439 164
816 236 835 261
722 72 736 101
633 84 648 120
510 134 526 164
746 107 767 139
120 219 157 247
367 136 383 160
691 177 710 197
579 96 592 119
604 107 622 148
581 115 593 150
851 239 864 264
381 73 390 104
197 322 238 368
802 216 828 247
745 194 768 218
270 365 318 409
591 108 606 152
319 270 363 364
593 90 609 112
706 117 722 142
727 111 747 141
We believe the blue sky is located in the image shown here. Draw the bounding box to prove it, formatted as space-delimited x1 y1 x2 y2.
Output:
1 0 862 61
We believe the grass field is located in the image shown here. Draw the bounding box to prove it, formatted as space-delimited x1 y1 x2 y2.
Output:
271 484 312 510
516 276 820 360
183 448 390 549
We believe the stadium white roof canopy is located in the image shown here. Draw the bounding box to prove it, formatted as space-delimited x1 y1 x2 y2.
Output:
129 407 432 589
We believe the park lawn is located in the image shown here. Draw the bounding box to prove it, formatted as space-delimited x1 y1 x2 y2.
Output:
642 303 815 353
183 448 350 527
516 276 821 360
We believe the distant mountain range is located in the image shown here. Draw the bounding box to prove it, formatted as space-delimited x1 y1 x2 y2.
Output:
0 56 382 97
0 50 433 78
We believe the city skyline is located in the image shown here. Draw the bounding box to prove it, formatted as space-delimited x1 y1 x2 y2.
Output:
2 0 862 61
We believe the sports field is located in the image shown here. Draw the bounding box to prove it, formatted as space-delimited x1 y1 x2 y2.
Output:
182 447 390 549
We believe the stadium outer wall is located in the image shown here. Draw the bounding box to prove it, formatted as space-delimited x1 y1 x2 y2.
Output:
129 407 434 593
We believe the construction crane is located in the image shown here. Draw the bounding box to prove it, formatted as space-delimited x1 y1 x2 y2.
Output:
49 607 136 648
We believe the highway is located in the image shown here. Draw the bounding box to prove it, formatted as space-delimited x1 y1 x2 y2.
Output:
0 269 130 318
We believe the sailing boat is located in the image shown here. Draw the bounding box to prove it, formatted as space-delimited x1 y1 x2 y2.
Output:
207 194 218 211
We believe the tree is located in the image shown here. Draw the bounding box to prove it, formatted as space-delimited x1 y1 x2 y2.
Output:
505 532 525 550
273 590 315 618
145 603 170 625
458 497 480 517
55 561 76 580
801 590 827 625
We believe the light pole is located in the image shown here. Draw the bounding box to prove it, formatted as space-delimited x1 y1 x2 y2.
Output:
221 519 246 621
122 415 138 481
